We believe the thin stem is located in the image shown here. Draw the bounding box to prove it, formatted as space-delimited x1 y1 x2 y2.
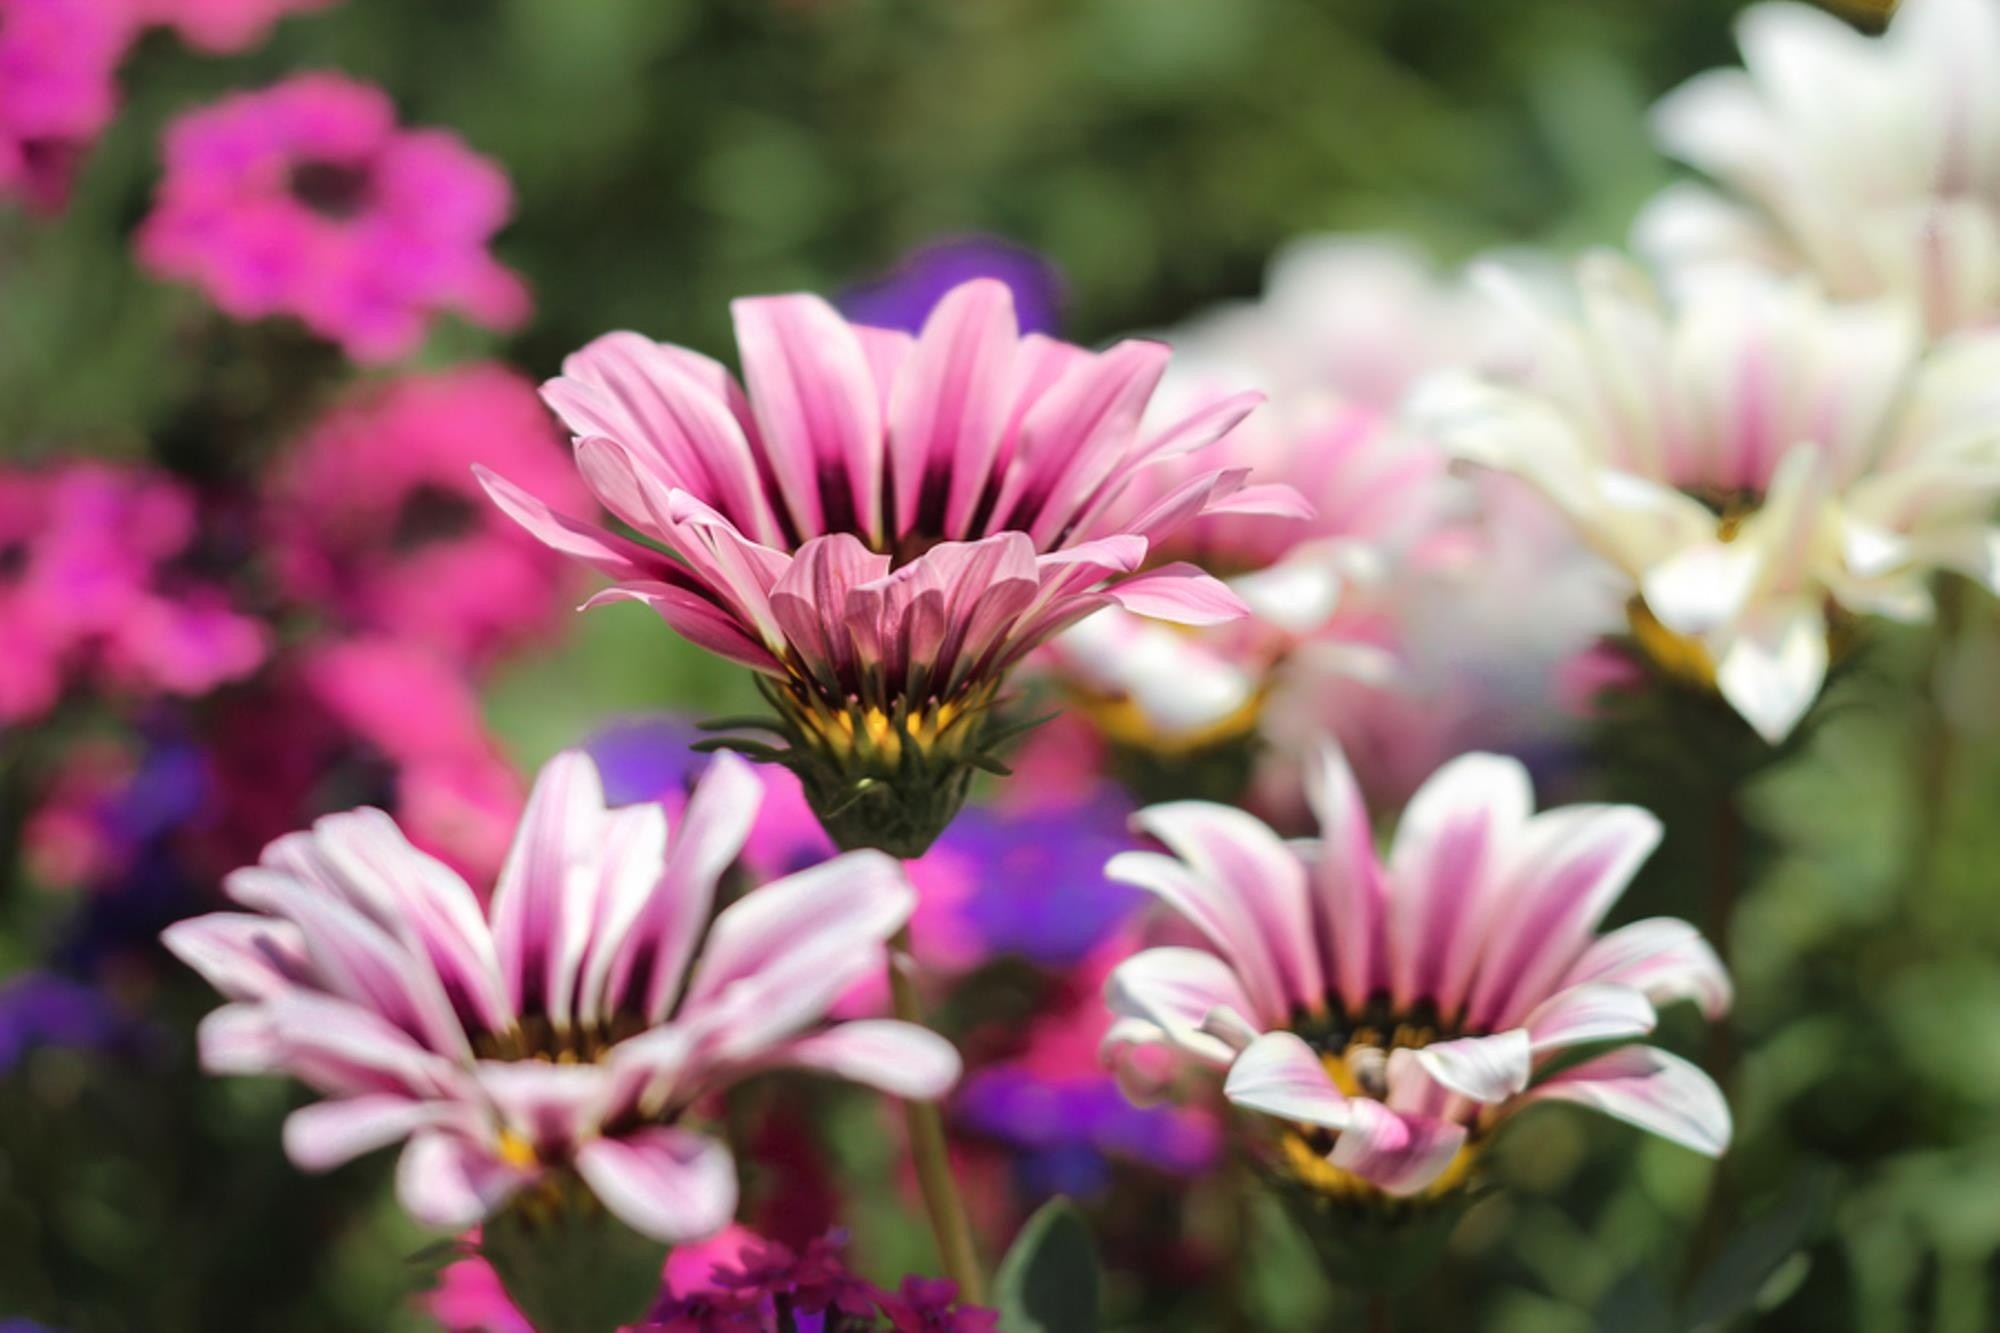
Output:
1907 574 1967 902
1683 790 1745 1288
887 922 986 1305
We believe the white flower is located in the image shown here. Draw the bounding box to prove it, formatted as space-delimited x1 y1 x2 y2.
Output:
1637 0 2000 335
1420 253 2000 742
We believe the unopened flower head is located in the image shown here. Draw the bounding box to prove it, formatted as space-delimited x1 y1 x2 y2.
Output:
483 278 1287 854
163 750 959 1245
1103 743 1731 1212
1637 0 2000 336
1420 254 2000 742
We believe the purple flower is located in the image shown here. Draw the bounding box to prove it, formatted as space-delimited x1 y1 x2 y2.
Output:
873 1278 998 1333
137 73 529 363
0 0 134 212
0 972 125 1073
938 796 1139 967
839 237 1064 336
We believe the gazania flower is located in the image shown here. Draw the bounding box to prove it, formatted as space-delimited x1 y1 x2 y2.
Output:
1103 744 1731 1207
137 73 529 362
483 278 1281 854
1418 254 2000 742
162 749 961 1245
1637 0 2000 337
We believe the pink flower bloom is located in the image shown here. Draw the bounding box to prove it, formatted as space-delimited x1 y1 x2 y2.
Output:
164 750 960 1242
139 0 338 53
1104 744 1732 1202
484 278 1283 851
0 0 135 212
0 461 266 725
267 367 585 670
137 73 529 362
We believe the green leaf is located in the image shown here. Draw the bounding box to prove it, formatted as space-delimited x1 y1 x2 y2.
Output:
994 1197 1101 1333
1683 1166 1832 1328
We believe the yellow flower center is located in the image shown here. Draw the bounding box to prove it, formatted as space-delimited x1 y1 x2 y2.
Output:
1626 598 1719 691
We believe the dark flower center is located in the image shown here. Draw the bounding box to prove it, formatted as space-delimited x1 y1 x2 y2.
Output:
391 483 482 551
0 540 29 582
288 159 375 219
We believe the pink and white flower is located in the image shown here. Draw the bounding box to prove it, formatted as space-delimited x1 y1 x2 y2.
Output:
1103 744 1731 1202
1638 0 2000 337
1419 254 2000 743
483 277 1286 850
137 73 529 362
162 749 960 1242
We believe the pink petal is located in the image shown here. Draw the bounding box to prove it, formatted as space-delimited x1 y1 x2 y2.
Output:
1103 564 1249 626
1304 743 1387 1015
768 1020 963 1099
1523 982 1658 1053
1465 804 1664 1032
1102 946 1262 1070
1223 1031 1351 1129
581 581 783 674
767 534 892 691
567 804 671 1029
490 751 607 1023
1562 918 1733 1020
1521 1046 1731 1157
474 466 664 581
1138 389 1264 460
1328 1099 1469 1197
994 339 1170 545
575 1127 738 1244
732 293 885 544
1199 480 1317 519
1105 850 1287 1023
1384 752 1534 1019
890 278 1019 538
1412 1031 1531 1104
162 913 310 1002
1129 802 1322 1014
397 1130 532 1230
284 1095 450 1172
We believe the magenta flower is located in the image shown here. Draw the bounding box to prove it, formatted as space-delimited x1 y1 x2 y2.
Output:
139 0 338 53
0 461 266 726
162 749 960 1243
0 0 133 212
484 278 1284 852
266 366 586 670
1104 744 1731 1205
137 73 529 363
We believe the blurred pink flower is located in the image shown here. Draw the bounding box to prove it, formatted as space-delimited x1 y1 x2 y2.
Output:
0 0 135 212
137 73 529 362
484 278 1282 849
164 750 960 1241
0 461 266 725
1105 744 1732 1202
301 637 525 884
140 0 338 53
266 367 584 670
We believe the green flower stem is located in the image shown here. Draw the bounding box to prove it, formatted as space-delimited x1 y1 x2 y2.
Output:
887 921 987 1306
1683 788 1746 1288
1907 573 1967 902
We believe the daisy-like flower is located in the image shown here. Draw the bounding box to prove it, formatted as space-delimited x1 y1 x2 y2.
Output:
161 749 961 1249
136 73 529 362
482 278 1281 855
1103 744 1731 1211
1637 0 2000 337
1418 254 2000 743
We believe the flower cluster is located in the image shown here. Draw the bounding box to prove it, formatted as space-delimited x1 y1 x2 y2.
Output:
644 1230 996 1333
138 73 529 361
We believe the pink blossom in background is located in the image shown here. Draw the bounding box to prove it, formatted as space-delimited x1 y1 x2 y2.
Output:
139 0 338 53
302 637 524 885
163 750 961 1242
0 461 266 726
0 0 134 212
266 367 584 670
137 73 530 362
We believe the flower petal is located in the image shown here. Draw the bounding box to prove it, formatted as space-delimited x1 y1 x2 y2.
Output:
1328 1100 1469 1197
1522 1046 1731 1158
574 1127 739 1244
1223 1031 1351 1130
1414 1030 1532 1103
769 1020 963 1100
